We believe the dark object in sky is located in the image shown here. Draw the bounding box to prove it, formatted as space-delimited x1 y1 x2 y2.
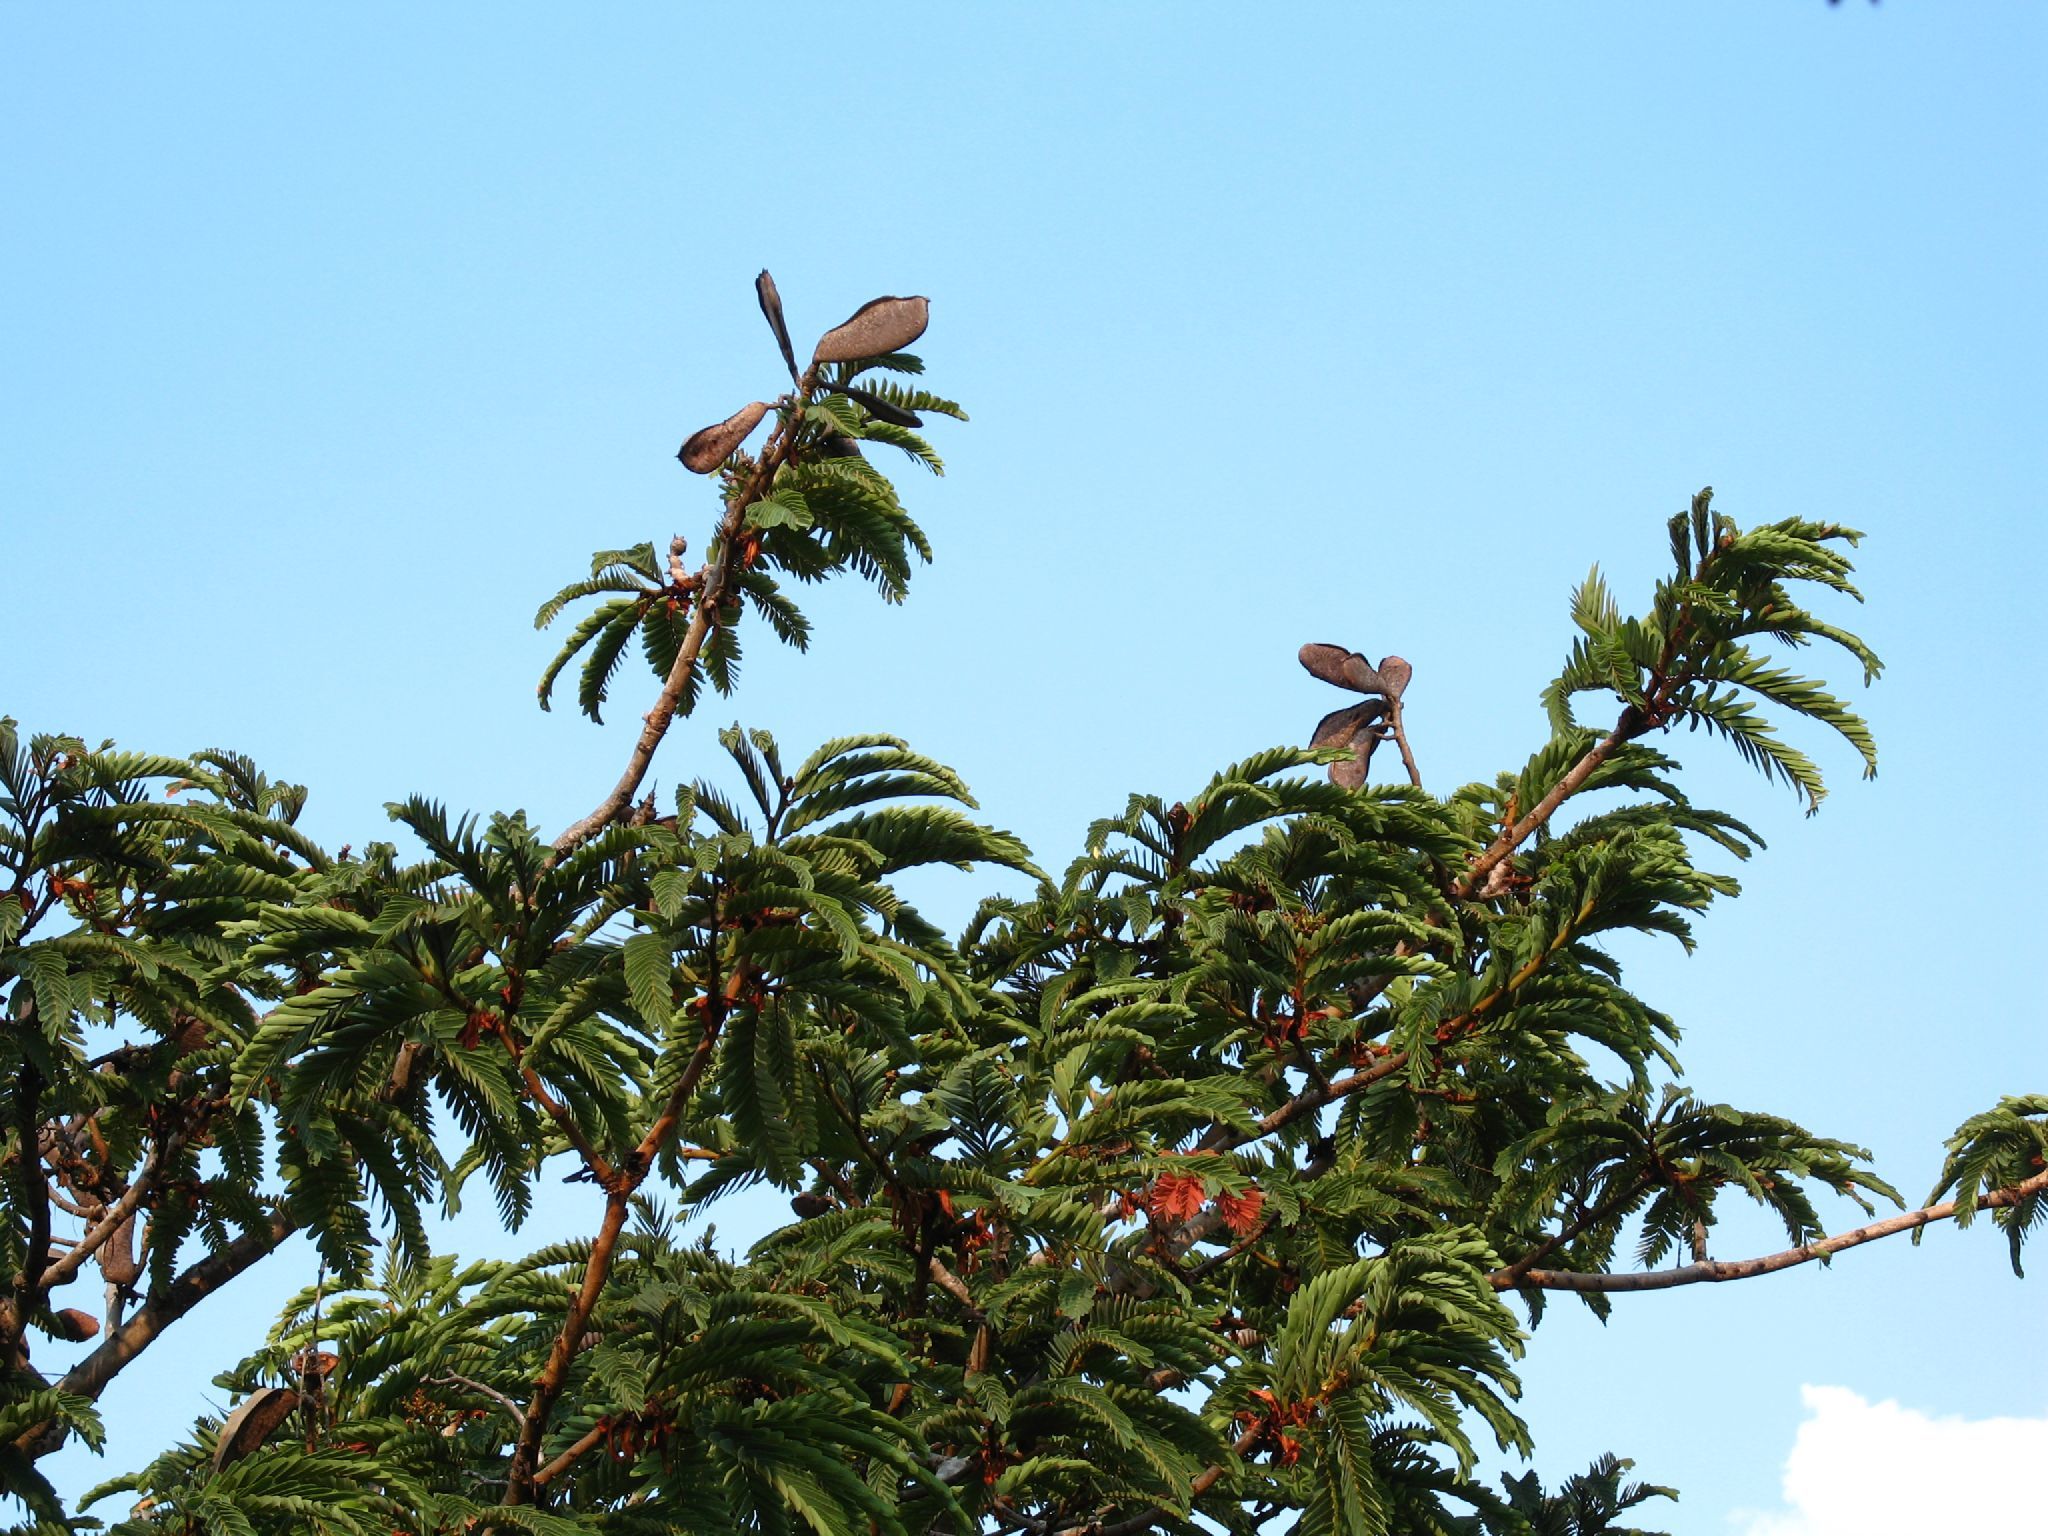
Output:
824 382 923 428
813 296 930 365
756 269 800 384
678 400 771 473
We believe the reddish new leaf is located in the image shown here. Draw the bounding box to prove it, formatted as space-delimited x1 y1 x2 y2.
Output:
1215 1187 1266 1237
1148 1171 1207 1224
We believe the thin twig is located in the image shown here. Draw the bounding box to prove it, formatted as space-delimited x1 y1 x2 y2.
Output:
431 1372 528 1431
1496 1168 2048 1293
40 1130 187 1290
1386 698 1423 789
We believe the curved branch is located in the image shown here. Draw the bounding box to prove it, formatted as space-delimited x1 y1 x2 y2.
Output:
1496 1168 2048 1293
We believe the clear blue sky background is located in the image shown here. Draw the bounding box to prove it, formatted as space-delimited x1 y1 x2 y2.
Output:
5 3 2042 1526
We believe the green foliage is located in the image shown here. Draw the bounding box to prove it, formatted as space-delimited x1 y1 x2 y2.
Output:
3 291 2034 1536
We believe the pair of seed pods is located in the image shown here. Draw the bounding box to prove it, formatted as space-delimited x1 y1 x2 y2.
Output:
1300 644 1412 788
677 273 931 473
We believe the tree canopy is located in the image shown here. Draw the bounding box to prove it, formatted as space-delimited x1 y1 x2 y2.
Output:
2 276 2040 1535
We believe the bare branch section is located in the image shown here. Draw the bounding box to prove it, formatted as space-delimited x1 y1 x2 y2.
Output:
1496 1168 2048 1294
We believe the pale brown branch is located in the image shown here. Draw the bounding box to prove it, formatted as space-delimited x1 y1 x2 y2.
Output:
1457 707 1642 899
1073 1422 1265 1536
551 393 811 861
1202 1050 1412 1156
1495 1168 2048 1293
534 1418 611 1487
518 1061 616 1190
1386 699 1423 789
502 1189 630 1503
632 966 747 1168
1492 1174 1655 1289
926 1254 984 1320
430 1371 528 1430
503 975 740 1507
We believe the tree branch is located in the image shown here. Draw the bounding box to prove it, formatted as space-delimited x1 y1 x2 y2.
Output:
1385 698 1423 789
551 393 812 860
1073 1421 1265 1536
1456 706 1642 898
533 1418 610 1487
1492 1174 1654 1289
10 1208 299 1459
1495 1168 2048 1293
502 1189 630 1503
430 1372 528 1431
39 1129 186 1291
502 972 740 1507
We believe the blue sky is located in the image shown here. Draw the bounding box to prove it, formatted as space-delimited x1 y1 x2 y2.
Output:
5 3 2043 1526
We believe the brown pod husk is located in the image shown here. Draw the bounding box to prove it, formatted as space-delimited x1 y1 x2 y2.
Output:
213 1386 302 1471
1311 700 1387 749
678 401 771 473
1331 738 1379 789
51 1308 99 1342
827 382 922 428
1376 656 1413 700
96 1214 140 1287
755 270 799 383
1313 700 1387 789
790 1192 834 1220
291 1348 339 1380
812 295 929 364
1298 643 1386 696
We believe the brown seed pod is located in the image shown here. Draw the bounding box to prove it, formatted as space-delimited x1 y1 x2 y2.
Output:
213 1386 303 1471
812 296 929 365
1330 747 1374 789
1312 700 1387 789
96 1214 141 1288
677 401 770 473
1375 656 1413 700
824 382 923 428
50 1308 100 1342
1298 643 1387 696
1311 700 1387 750
755 270 799 384
790 1191 834 1221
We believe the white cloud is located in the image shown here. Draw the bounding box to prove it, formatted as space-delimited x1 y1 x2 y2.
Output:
1731 1384 2048 1536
